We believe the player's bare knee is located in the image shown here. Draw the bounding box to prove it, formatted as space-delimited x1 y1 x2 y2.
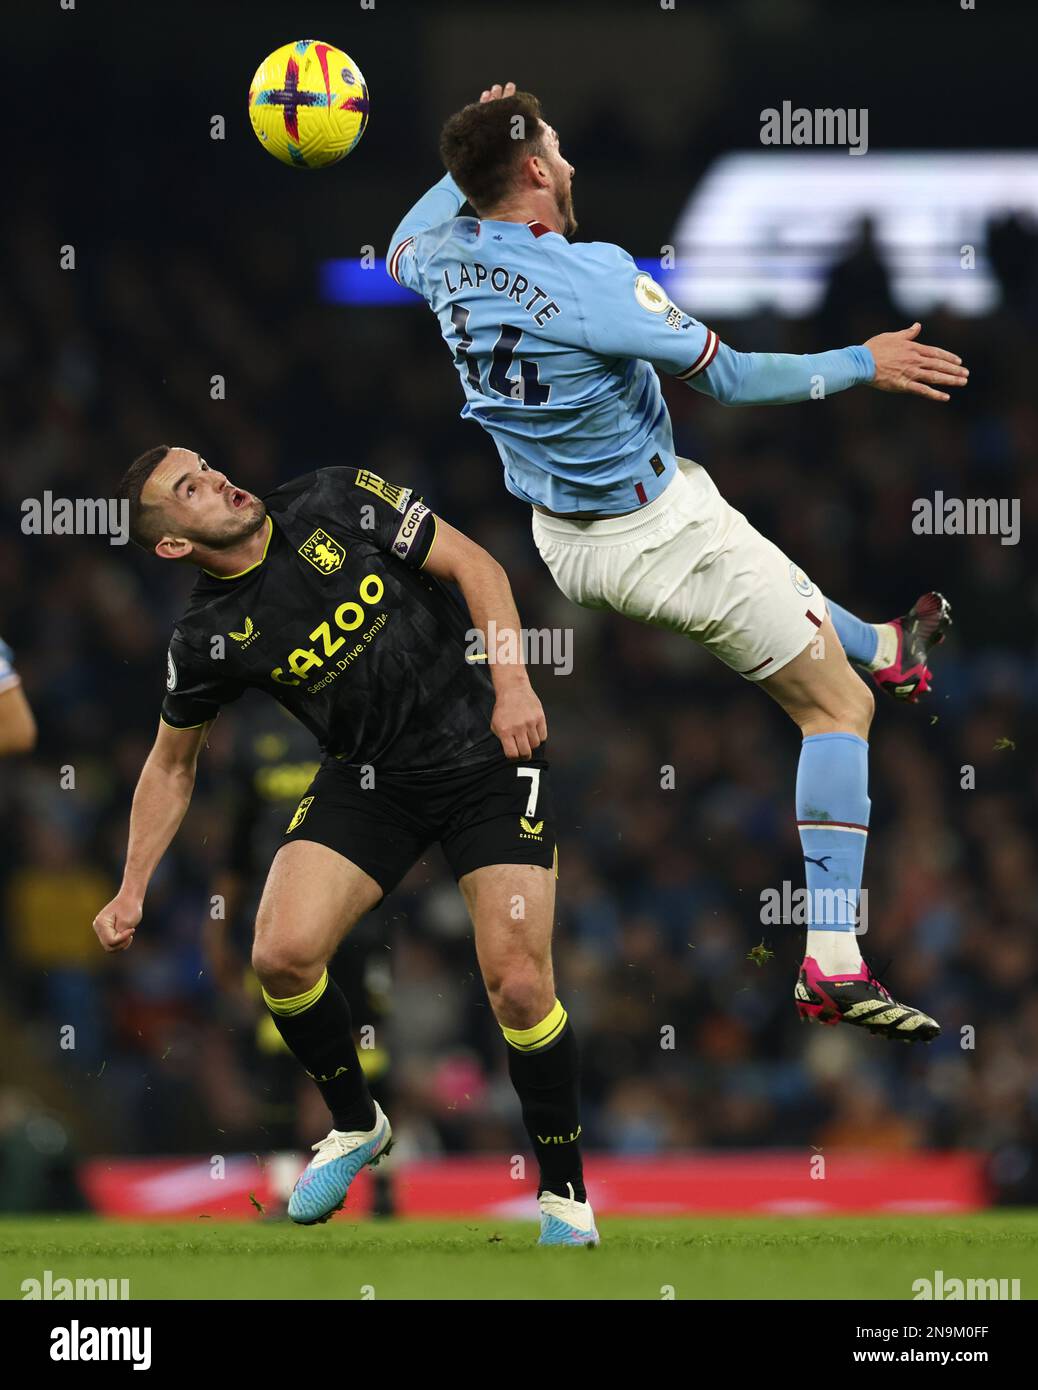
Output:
800 674 874 739
856 680 876 733
486 962 553 1030
251 939 324 1000
834 671 874 736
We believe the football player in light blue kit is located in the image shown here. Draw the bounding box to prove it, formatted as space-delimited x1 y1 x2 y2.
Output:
0 636 36 756
388 84 966 1230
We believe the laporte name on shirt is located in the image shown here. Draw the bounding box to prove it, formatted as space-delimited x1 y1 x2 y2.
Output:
442 261 562 327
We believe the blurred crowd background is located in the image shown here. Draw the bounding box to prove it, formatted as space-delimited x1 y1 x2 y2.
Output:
1 2 1036 1207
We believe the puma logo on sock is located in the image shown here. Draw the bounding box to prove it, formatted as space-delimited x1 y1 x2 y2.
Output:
804 854 832 871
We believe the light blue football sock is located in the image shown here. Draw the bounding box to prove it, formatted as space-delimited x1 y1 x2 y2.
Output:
797 732 870 971
827 601 878 666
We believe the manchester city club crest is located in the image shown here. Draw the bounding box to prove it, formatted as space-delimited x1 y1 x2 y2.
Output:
790 563 815 598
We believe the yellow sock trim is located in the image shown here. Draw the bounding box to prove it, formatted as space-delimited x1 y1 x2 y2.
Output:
262 969 329 1017
501 998 567 1052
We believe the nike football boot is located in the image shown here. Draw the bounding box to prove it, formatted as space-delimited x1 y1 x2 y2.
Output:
288 1101 393 1225
538 1184 600 1246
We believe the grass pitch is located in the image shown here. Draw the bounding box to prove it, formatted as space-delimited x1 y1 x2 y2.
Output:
2 1213 1036 1300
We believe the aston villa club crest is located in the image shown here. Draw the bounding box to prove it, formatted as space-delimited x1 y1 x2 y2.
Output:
299 529 346 575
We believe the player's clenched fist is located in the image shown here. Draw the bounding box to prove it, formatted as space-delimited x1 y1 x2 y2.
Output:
92 892 143 952
491 684 547 761
865 322 969 402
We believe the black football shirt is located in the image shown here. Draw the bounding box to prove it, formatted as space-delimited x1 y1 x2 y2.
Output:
161 467 499 771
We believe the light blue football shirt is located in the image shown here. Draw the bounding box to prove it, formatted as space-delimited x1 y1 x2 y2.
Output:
388 174 874 514
0 636 19 693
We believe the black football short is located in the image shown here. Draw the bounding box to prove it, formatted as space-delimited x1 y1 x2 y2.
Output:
275 750 556 894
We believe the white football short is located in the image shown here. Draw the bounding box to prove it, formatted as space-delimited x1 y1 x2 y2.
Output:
530 457 827 680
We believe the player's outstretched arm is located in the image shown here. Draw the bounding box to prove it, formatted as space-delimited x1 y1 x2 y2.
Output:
385 173 466 288
422 517 547 761
92 719 209 953
385 81 514 288
573 247 968 407
694 323 967 406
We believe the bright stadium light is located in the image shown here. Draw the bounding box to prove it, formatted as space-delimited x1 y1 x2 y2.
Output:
666 151 1038 317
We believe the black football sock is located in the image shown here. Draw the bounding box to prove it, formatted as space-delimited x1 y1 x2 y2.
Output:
262 969 376 1133
503 999 586 1202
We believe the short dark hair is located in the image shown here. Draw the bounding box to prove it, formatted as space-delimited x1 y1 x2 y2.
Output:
118 445 171 550
439 92 548 212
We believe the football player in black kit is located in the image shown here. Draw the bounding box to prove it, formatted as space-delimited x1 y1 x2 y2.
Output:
92 446 597 1245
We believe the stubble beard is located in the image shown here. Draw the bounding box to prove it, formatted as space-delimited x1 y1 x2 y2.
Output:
556 182 577 237
193 498 268 550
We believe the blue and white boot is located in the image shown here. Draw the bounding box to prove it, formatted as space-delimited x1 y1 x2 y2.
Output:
288 1102 393 1225
538 1183 599 1246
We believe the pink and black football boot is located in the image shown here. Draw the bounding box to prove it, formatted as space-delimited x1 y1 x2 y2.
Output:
795 956 940 1042
870 591 952 703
